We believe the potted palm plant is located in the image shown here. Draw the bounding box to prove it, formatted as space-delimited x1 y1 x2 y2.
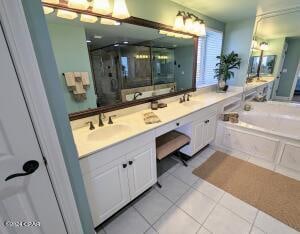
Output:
214 51 241 92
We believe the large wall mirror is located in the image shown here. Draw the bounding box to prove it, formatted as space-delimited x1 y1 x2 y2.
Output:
247 8 300 101
45 9 197 120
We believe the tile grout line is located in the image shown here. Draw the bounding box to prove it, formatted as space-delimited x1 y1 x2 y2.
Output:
248 209 260 234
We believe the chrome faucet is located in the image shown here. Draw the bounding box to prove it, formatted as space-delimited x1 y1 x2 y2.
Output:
87 121 95 130
108 115 117 124
98 113 105 127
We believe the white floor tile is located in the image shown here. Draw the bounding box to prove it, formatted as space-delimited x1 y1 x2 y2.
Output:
254 211 299 234
197 227 212 234
172 165 200 185
203 205 252 234
153 206 201 234
104 207 150 234
155 174 189 202
176 188 216 224
248 157 275 171
188 147 215 168
192 178 224 202
133 189 172 224
275 165 300 181
144 227 158 234
250 226 265 234
219 193 258 223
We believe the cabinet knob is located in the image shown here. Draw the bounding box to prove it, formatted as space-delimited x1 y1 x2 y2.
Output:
129 161 133 165
122 164 127 168
205 120 210 124
176 122 180 126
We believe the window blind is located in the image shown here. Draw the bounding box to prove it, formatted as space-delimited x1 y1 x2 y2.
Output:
196 29 223 88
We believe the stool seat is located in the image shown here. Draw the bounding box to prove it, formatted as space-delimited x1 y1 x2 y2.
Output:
156 130 190 160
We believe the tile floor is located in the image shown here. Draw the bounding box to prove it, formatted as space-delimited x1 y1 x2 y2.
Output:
98 147 300 234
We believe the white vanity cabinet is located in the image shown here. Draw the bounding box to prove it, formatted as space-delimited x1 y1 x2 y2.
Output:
80 132 156 226
178 105 218 156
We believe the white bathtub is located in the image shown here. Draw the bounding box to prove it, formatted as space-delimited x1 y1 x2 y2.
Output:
215 101 300 174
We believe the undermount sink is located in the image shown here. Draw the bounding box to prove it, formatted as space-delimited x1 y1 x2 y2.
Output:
182 100 203 107
88 124 132 141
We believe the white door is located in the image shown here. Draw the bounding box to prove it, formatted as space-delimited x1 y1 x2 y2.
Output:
83 155 130 226
127 142 156 199
272 42 288 99
0 24 66 234
193 120 205 153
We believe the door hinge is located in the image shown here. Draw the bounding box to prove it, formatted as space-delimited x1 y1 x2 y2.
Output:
43 156 48 166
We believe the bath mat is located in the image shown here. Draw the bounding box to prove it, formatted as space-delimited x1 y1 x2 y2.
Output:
193 151 300 231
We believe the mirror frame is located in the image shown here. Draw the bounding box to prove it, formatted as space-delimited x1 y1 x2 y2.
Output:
43 2 198 121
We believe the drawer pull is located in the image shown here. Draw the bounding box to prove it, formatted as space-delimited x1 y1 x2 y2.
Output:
205 120 210 124
129 161 133 165
176 122 180 126
122 164 127 168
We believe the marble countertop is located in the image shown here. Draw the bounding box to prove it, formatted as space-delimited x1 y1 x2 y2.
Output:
73 86 245 159
244 77 274 91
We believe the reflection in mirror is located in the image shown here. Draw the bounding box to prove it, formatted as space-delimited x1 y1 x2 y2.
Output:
247 8 300 102
45 14 196 115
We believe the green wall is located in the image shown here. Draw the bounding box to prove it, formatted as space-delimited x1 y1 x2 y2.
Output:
48 23 97 114
223 18 256 86
277 38 300 97
21 1 94 233
126 0 225 32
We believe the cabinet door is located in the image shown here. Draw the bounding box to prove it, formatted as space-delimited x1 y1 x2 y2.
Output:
203 115 217 145
83 156 130 226
127 142 157 199
193 120 205 153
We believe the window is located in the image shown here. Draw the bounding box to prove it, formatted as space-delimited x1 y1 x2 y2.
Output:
196 28 223 88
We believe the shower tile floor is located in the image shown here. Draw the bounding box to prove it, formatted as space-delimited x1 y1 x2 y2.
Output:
97 147 300 234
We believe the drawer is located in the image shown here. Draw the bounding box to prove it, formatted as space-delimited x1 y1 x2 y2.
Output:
154 115 193 137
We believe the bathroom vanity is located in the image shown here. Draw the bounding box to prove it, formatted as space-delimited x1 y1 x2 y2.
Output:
74 87 245 226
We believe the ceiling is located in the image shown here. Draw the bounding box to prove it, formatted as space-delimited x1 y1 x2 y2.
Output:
256 10 300 39
170 0 300 23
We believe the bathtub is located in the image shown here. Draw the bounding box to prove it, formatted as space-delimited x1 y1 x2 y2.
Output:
214 101 300 173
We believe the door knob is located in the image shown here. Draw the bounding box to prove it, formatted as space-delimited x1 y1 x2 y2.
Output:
5 160 39 181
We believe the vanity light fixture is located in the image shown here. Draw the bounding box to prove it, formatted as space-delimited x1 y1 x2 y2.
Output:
80 14 98 23
173 11 185 31
68 0 89 10
260 42 269 51
42 0 59 4
112 0 130 19
57 9 78 20
92 0 112 15
173 11 206 36
184 15 194 33
100 18 121 25
43 6 54 14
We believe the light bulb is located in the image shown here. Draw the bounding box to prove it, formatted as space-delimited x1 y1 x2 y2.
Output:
43 6 54 14
184 17 194 33
173 12 184 31
57 9 78 19
92 0 112 15
199 21 206 36
252 40 258 49
112 0 130 19
80 14 98 23
100 18 120 25
192 20 201 36
68 0 89 10
42 0 59 4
